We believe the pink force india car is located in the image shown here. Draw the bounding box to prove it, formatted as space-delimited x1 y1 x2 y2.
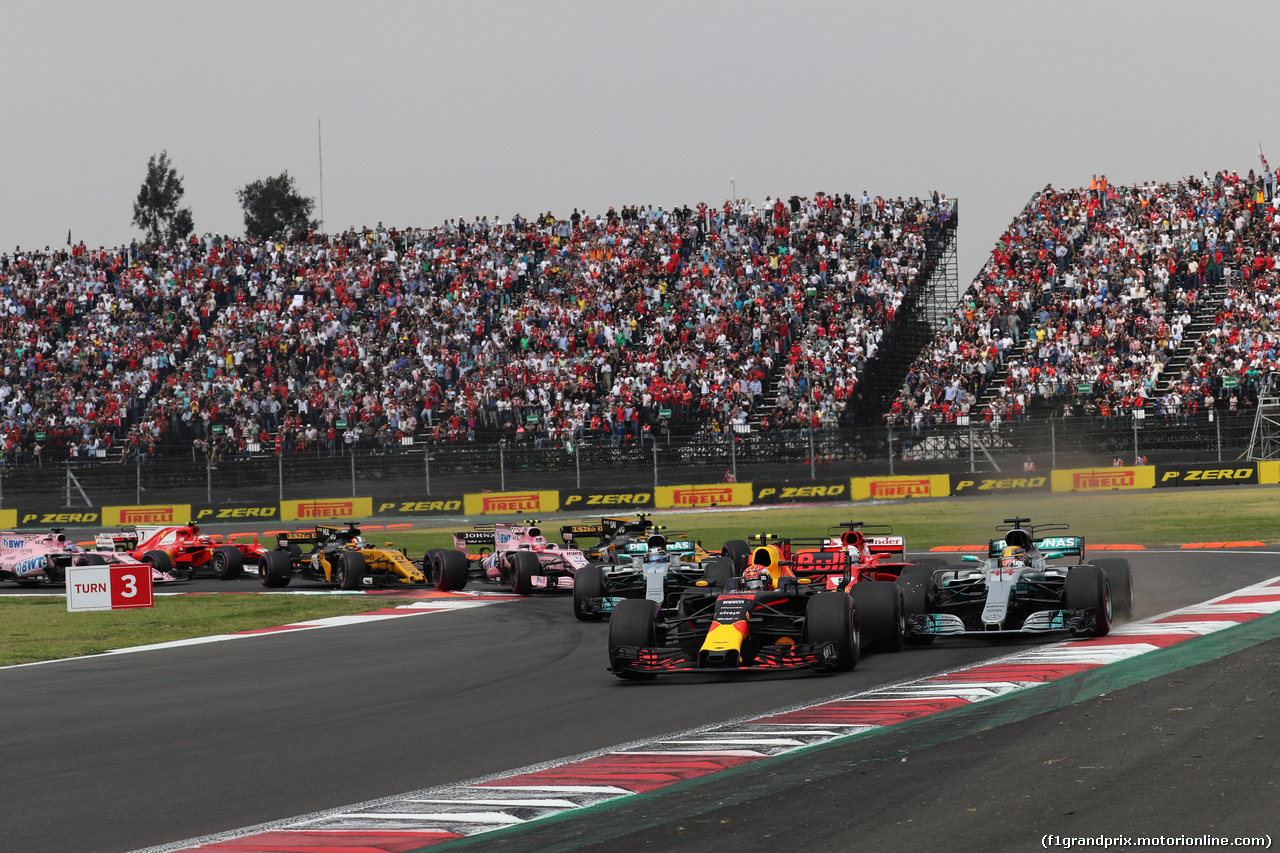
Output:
1 529 186 587
428 521 592 594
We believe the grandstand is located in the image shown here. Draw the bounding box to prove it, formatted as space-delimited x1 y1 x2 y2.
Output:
2 169 1277 504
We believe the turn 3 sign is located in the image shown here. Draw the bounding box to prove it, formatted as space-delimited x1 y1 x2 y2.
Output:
66 565 154 612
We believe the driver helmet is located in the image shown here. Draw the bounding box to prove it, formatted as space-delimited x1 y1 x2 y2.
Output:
999 545 1027 568
743 565 773 591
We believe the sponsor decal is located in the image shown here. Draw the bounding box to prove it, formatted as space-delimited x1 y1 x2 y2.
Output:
195 505 279 521
103 504 192 527
560 490 654 509
463 490 560 516
1155 464 1258 488
2 536 26 550
19 512 100 527
950 476 1049 496
15 555 46 576
753 481 848 504
281 497 374 522
1051 467 1156 492
655 484 752 509
373 500 463 516
850 475 951 501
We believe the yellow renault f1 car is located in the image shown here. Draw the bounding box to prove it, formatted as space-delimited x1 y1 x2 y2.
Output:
258 522 427 589
606 540 861 679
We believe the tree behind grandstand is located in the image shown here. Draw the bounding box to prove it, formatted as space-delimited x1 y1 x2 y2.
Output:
131 151 194 245
236 171 317 240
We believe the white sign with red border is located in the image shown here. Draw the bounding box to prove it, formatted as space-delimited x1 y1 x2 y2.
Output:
66 565 154 612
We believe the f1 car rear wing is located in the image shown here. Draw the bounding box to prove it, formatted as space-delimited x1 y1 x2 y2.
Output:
560 514 651 545
95 530 139 551
453 527 496 551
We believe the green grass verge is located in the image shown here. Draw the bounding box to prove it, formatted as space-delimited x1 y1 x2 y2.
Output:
0 595 393 667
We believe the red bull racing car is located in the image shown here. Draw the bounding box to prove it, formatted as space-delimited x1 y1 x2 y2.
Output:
606 543 867 679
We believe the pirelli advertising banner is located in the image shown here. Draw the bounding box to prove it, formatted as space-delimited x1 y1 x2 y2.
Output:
655 483 753 510
281 497 375 523
1051 467 1157 492
373 499 465 517
194 504 280 523
103 504 193 527
1155 463 1259 488
950 475 1050 496
850 475 951 501
559 490 654 511
1258 461 1280 485
753 480 850 504
18 510 101 528
463 490 561 516
0 509 16 528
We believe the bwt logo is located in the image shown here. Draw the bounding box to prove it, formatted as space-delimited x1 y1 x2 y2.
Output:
1073 471 1135 489
299 501 356 519
869 478 931 498
672 487 735 506
483 494 541 513
119 508 174 524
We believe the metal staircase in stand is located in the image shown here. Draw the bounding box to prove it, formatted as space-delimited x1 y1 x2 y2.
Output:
1245 374 1280 460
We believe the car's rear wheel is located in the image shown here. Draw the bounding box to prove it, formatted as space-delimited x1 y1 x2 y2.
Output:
573 563 606 621
700 556 735 589
1065 564 1112 637
852 580 904 653
609 598 659 680
508 551 539 595
804 591 860 671
431 549 469 591
896 564 937 646
259 550 292 588
1092 558 1134 621
210 545 244 580
337 551 366 590
721 539 750 572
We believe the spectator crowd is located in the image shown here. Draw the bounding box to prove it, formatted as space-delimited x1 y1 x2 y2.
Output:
1 191 955 464
888 167 1280 433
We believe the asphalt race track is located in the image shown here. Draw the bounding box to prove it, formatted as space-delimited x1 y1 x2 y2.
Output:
1 550 1276 853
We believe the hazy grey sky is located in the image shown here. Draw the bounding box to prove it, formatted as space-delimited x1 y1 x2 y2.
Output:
4 1 1278 280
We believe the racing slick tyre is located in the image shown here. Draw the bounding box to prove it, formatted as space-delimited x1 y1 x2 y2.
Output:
74 553 109 566
700 556 735 589
210 545 244 580
509 551 539 595
337 551 367 590
608 598 659 680
852 580 904 653
721 540 750 572
142 550 174 576
573 563 606 621
805 592 860 671
1092 558 1134 621
259 550 292 588
1064 564 1112 637
896 564 937 646
430 549 469 592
